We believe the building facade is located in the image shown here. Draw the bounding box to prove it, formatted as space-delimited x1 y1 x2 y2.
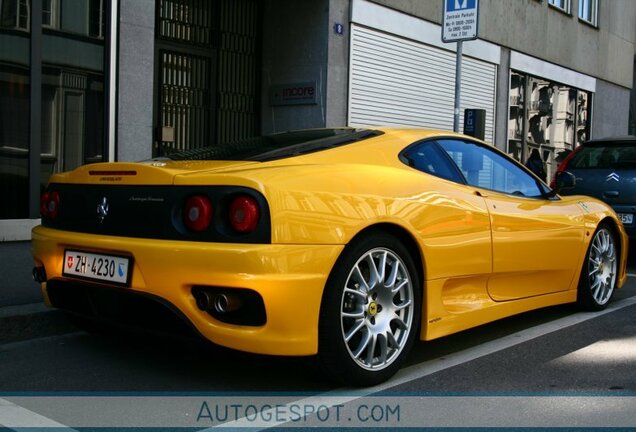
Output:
1 0 636 242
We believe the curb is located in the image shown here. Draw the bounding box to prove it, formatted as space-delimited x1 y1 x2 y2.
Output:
0 303 77 344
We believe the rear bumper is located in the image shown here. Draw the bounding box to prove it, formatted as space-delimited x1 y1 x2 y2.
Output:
32 226 343 355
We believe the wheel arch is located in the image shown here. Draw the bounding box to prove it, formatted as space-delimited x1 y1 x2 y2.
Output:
598 216 627 288
598 216 624 263
320 222 426 319
317 222 425 384
346 223 425 288
577 216 623 310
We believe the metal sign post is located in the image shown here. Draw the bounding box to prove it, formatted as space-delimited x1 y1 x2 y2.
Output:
453 40 463 133
442 0 480 132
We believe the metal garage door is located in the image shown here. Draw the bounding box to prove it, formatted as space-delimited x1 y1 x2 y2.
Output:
349 24 497 143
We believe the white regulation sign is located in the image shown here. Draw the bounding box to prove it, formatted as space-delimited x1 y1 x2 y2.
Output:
442 0 479 42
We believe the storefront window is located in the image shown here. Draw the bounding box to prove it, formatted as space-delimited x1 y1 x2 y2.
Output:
42 0 106 181
508 71 591 183
0 0 30 219
0 0 107 220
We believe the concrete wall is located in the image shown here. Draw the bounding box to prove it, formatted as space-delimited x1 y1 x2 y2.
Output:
495 48 511 152
592 79 631 138
261 0 330 133
371 0 636 89
117 0 154 161
325 0 350 127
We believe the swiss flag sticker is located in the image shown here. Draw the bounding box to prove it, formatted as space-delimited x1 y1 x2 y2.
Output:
67 256 74 269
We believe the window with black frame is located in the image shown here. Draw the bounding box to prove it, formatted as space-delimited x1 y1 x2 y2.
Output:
508 70 591 185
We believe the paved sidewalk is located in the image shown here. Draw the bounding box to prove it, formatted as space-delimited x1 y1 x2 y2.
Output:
0 241 42 307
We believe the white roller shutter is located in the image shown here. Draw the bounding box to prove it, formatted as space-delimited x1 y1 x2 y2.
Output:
349 24 497 143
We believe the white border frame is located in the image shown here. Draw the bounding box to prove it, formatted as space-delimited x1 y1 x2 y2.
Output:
510 51 596 92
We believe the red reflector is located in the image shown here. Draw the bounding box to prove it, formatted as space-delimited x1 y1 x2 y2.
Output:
40 191 60 219
40 192 49 217
183 195 213 232
229 196 260 233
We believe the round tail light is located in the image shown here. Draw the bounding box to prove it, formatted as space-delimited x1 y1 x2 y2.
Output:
183 195 213 231
229 195 260 233
40 191 60 219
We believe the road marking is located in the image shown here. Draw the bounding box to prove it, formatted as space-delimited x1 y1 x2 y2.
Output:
3 295 636 430
0 398 77 431
208 294 636 430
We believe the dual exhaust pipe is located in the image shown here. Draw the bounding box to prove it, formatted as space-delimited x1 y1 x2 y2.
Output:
194 290 242 314
192 286 266 326
34 266 248 318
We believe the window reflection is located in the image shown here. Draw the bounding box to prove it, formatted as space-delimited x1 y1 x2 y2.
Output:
0 0 107 220
0 0 30 218
1 0 29 30
508 71 591 184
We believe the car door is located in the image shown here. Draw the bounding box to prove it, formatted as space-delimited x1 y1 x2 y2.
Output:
400 139 492 281
436 138 586 301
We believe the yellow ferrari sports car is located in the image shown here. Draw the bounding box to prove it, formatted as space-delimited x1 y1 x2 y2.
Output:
32 128 628 385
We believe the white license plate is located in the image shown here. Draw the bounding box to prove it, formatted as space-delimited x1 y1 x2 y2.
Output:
618 213 634 225
63 250 131 285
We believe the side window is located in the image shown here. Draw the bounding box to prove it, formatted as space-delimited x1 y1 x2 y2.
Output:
437 139 545 198
400 140 464 183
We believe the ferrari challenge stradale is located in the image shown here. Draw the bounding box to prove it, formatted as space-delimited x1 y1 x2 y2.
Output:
32 128 628 385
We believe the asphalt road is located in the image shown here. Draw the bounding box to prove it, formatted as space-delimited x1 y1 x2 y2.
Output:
1 244 636 428
2 283 635 393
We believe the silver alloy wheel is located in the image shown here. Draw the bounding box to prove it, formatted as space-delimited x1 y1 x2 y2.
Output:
587 227 617 306
340 247 414 371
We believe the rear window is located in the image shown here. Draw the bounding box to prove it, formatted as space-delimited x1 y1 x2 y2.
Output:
569 144 636 169
166 128 382 162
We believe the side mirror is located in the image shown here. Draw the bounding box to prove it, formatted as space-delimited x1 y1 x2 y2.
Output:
545 171 576 198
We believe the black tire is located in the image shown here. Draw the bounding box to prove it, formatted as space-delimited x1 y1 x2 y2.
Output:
577 224 618 311
318 232 421 386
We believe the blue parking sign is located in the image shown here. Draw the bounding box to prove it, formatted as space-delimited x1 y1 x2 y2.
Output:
446 0 476 12
442 0 479 42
